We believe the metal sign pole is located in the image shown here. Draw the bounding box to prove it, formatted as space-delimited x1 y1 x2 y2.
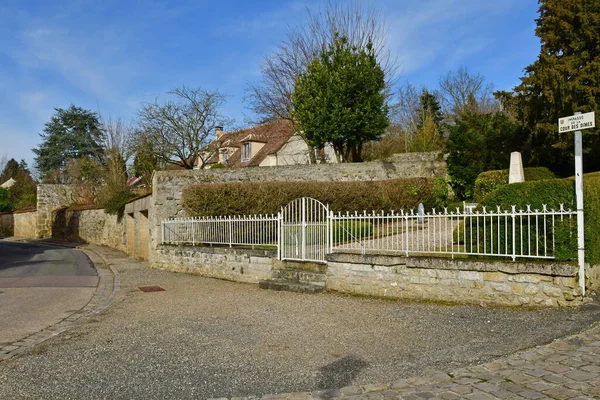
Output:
574 112 586 295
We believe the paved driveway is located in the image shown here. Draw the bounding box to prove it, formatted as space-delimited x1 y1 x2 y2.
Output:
0 241 97 344
0 246 599 399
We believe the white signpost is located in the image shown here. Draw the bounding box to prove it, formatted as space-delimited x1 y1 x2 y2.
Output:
558 111 595 295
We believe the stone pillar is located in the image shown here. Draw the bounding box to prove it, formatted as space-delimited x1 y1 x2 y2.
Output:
508 152 525 184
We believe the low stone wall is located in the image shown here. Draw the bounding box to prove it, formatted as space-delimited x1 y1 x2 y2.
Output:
52 208 127 253
0 213 13 236
154 245 275 284
326 253 583 307
13 211 37 238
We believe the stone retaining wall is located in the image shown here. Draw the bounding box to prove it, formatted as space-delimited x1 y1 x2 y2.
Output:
326 253 583 307
152 245 584 307
52 208 127 253
154 245 275 284
0 213 13 236
13 211 37 238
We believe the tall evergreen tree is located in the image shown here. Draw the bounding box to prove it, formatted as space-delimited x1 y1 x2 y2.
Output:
509 0 600 175
417 89 443 131
33 105 105 182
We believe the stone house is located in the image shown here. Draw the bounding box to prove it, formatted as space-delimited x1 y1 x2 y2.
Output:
194 120 337 169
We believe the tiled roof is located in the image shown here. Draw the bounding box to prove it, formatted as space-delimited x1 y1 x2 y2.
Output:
205 120 296 167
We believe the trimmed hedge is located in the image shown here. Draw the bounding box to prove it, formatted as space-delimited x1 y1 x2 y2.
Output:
473 167 556 202
481 172 600 266
182 178 438 217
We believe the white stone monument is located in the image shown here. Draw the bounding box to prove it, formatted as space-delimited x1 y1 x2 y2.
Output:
508 152 525 184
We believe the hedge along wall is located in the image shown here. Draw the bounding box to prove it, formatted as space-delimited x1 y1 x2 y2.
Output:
481 172 600 268
473 167 556 202
182 178 446 217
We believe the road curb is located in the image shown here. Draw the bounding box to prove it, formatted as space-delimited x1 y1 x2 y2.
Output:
0 243 120 362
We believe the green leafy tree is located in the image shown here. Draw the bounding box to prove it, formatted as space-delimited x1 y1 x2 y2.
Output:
506 0 600 175
445 111 526 199
33 105 105 182
410 90 444 152
0 159 37 210
0 188 14 212
292 35 389 162
133 134 159 188
417 89 443 130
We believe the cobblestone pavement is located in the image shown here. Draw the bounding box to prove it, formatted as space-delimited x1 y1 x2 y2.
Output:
0 240 119 362
1 243 599 399
228 323 600 399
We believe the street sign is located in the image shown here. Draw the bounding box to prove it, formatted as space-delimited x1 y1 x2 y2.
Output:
558 112 595 133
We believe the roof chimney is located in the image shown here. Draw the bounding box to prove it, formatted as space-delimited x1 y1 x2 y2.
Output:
215 126 224 140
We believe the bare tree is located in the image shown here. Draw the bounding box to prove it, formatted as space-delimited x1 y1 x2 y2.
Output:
438 66 499 117
0 154 7 178
388 82 421 147
100 116 136 163
138 86 232 169
246 0 397 124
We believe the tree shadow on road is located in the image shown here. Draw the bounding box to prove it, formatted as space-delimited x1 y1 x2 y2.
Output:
314 355 369 393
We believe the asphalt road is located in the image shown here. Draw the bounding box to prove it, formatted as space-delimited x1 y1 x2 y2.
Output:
1 246 599 399
0 241 98 344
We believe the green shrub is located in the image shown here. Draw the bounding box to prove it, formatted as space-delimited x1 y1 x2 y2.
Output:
332 221 373 244
103 189 135 218
182 178 437 217
481 172 600 266
473 167 556 202
210 163 225 169
433 177 449 208
0 188 15 212
481 178 574 211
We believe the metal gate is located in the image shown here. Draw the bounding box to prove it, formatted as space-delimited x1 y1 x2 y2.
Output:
280 197 329 262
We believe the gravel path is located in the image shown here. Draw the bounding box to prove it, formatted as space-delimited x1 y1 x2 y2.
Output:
0 245 598 399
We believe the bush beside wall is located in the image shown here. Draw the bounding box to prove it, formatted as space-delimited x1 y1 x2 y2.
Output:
481 172 600 266
473 167 556 202
182 178 438 217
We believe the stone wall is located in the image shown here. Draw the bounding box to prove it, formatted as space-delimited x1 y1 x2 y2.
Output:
13 211 37 238
326 253 583 307
152 245 583 307
0 213 13 236
37 184 77 238
48 195 151 260
52 207 127 252
154 245 275 284
150 152 446 261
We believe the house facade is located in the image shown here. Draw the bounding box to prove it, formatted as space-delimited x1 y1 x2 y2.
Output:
194 120 337 169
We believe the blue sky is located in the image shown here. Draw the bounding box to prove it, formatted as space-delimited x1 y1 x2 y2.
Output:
0 0 540 168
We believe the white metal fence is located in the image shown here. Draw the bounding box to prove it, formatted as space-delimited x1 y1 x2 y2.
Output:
162 215 279 248
161 200 577 262
330 205 576 261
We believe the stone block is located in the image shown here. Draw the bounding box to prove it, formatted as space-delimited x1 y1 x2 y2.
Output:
490 282 512 293
459 271 483 281
542 285 563 298
483 272 505 282
524 285 540 295
509 274 541 284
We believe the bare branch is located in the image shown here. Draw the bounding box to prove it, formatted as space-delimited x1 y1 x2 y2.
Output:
137 86 232 169
245 0 398 124
438 66 500 117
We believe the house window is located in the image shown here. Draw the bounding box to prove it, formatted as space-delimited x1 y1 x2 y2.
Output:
242 143 251 161
221 149 228 165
